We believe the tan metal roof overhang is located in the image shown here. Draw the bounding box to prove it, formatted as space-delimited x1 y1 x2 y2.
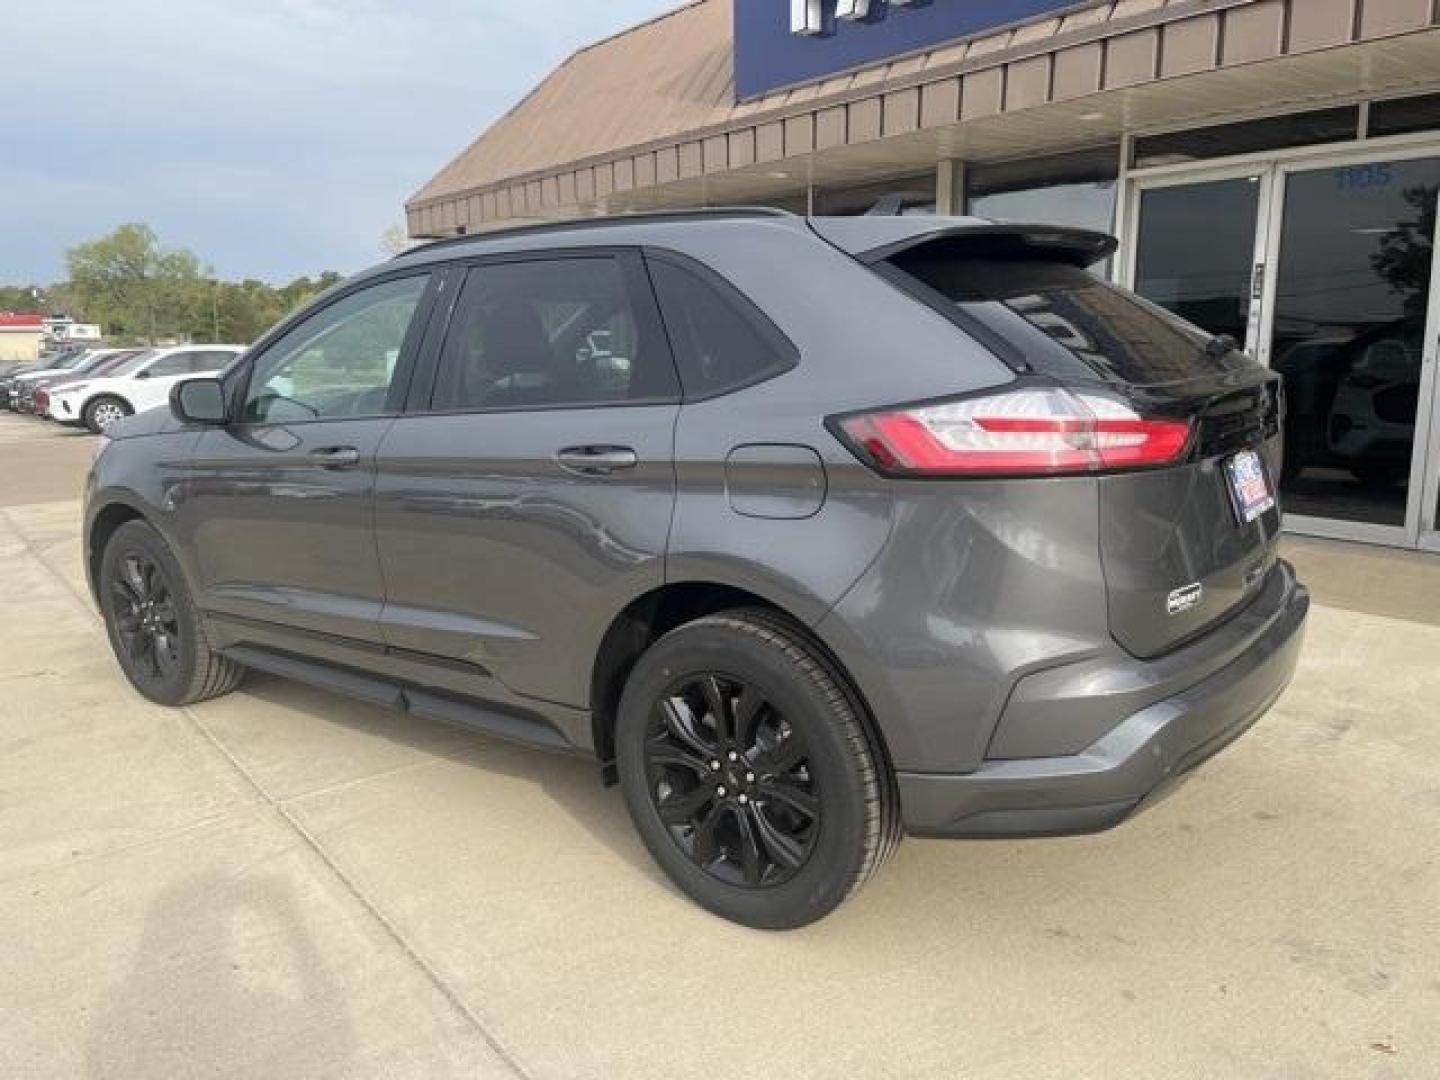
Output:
408 0 1440 237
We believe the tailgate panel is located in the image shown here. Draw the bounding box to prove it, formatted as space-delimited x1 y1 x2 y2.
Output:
1099 434 1282 658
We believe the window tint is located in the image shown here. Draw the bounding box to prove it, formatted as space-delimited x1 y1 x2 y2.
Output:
647 257 794 398
432 256 676 411
889 245 1253 387
145 351 196 377
189 350 234 373
242 274 427 423
109 350 156 377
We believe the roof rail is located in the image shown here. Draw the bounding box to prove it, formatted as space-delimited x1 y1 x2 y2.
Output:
396 207 797 259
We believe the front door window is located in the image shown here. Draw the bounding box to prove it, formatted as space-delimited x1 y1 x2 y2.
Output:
241 275 429 423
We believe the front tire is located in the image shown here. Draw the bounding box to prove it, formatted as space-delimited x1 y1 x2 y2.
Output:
99 520 244 706
84 395 132 433
616 609 898 929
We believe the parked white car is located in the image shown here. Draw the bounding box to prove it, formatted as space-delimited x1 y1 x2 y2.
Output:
47 344 245 432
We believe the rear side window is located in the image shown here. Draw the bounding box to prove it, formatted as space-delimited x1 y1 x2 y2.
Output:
145 351 196 377
189 350 234 372
646 255 795 399
889 243 1252 386
432 255 677 412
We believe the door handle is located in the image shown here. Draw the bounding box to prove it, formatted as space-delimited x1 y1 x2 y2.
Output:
555 445 638 475
311 446 361 469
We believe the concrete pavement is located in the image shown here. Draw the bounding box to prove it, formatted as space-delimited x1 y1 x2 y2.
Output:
1 411 1437 1078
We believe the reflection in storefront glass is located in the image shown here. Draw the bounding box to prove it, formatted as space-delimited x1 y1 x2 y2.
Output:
1271 160 1437 528
1133 177 1261 346
966 147 1119 275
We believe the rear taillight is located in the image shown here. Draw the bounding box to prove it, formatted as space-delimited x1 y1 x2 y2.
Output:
832 387 1191 477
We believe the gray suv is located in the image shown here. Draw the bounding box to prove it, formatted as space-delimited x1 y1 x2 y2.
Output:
85 210 1309 928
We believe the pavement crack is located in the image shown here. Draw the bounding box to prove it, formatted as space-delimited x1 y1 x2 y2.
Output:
4 503 533 1080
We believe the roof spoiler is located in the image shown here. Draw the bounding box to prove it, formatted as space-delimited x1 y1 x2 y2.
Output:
807 216 1118 268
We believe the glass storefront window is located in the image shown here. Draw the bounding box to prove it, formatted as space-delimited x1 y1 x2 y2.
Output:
967 144 1123 279
965 146 1119 273
1133 176 1261 346
1270 157 1439 528
966 146 1119 233
1369 93 1440 139
812 173 936 216
1133 107 1359 169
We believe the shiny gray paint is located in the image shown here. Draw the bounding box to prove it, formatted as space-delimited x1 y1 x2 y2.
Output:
1098 440 1283 659
182 417 396 642
724 444 826 519
85 212 1309 838
372 405 680 708
899 561 1308 837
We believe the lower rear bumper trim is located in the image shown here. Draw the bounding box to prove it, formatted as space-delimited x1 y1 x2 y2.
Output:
898 569 1309 839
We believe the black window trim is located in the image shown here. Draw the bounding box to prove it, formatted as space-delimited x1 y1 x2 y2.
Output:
226 268 441 428
404 246 684 418
868 259 1032 375
639 247 799 403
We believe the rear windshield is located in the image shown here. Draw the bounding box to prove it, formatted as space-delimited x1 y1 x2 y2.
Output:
888 247 1253 387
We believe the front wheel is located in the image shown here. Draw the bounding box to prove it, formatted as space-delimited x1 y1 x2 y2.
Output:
99 520 244 706
616 609 899 929
84 395 132 433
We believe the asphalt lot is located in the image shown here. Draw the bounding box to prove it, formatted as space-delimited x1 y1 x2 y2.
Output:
2 410 1438 1078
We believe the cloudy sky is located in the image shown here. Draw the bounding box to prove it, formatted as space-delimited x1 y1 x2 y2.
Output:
5 0 677 284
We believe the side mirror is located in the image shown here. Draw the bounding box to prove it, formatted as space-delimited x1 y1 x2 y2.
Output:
171 378 227 425
134 368 151 379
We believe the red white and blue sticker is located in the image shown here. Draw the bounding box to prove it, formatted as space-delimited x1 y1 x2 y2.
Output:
1225 450 1276 524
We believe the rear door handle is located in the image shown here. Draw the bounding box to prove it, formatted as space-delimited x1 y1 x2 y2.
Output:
311 446 361 469
555 445 638 475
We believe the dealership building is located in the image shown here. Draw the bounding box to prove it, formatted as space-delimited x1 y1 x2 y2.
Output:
408 0 1440 551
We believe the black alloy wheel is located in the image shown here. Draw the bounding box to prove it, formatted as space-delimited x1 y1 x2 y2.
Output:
109 550 183 682
616 609 900 929
646 672 819 888
99 520 244 706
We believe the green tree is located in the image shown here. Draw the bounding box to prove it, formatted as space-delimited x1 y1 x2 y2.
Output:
1372 185 1437 318
0 285 45 314
66 223 205 343
42 222 346 345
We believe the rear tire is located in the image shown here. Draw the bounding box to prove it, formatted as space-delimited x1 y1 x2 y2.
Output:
616 608 898 929
84 395 132 434
99 520 244 706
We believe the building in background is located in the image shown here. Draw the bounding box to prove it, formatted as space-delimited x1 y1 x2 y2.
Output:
409 0 1440 551
0 313 45 364
43 317 102 343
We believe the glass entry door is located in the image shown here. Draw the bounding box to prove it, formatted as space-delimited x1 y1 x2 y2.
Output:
1130 170 1269 355
1264 157 1440 535
1128 152 1440 546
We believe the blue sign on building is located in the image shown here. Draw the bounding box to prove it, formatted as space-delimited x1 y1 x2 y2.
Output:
734 0 1085 100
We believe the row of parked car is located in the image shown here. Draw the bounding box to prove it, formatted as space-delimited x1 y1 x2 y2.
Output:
0 343 246 432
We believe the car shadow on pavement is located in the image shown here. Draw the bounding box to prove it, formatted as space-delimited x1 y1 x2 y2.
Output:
85 871 357 1080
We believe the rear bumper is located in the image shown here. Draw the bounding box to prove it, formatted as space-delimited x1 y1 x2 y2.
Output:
897 561 1309 838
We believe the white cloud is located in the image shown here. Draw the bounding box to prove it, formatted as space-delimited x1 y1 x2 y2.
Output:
3 0 679 282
